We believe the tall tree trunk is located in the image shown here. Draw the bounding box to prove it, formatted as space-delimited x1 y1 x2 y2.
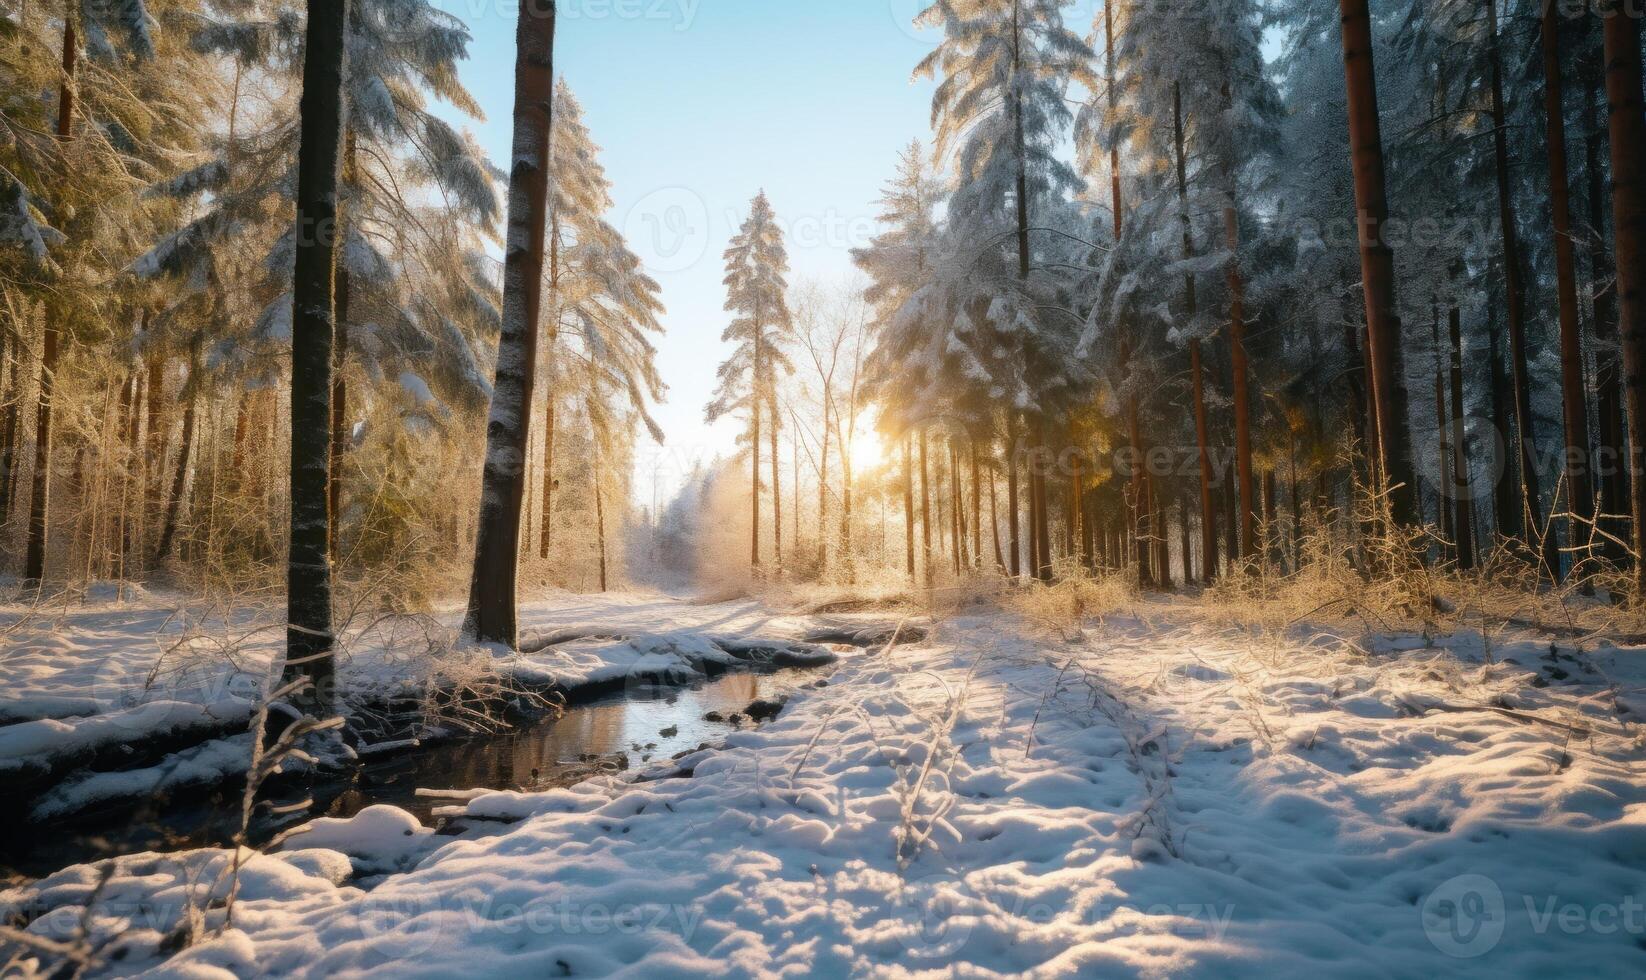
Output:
1226 204 1256 563
1541 2 1595 575
539 214 562 561
903 436 914 580
593 448 607 593
1026 439 1041 578
951 439 966 573
23 16 81 585
21 10 81 584
22 323 58 586
232 392 249 476
919 428 932 586
1180 495 1193 584
155 339 201 562
1338 0 1417 528
1066 435 1080 566
327 128 356 564
941 440 954 574
1601 1 1646 598
1153 481 1171 588
1006 412 1021 578
769 397 781 572
462 1 554 649
1586 66 1628 563
1488 313 1520 542
818 405 831 571
145 352 165 559
840 437 855 579
961 441 974 569
1126 394 1153 586
1449 307 1477 569
791 430 799 553
1487 0 1551 569
1263 470 1279 570
56 15 76 140
989 464 1005 573
1432 312 1455 560
1011 4 1038 583
284 0 350 693
750 400 761 571
123 367 145 565
1176 82 1218 583
115 371 136 580
1033 428 1046 583
1223 461 1238 574
539 396 556 558
0 317 21 528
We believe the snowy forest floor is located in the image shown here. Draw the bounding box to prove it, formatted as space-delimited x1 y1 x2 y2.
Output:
6 587 1646 977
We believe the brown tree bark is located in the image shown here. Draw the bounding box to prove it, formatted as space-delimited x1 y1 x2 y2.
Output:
1338 0 1417 527
903 436 915 580
818 406 831 572
952 439 968 572
1175 82 1219 583
769 397 783 572
0 315 21 528
1487 0 1551 567
750 398 761 572
1541 2 1596 574
961 441 974 569
539 396 556 558
462 1 554 648
56 16 76 140
1432 312 1455 559
593 448 607 593
327 128 356 564
284 0 351 692
155 338 201 562
919 428 932 586
1487 309 1520 542
1263 471 1279 569
1449 307 1477 569
1227 203 1256 563
1586 66 1628 563
21 14 82 585
539 215 562 561
1180 495 1193 584
1127 393 1153 586
1601 1 1646 597
1006 412 1021 578
22 323 57 585
989 464 1005 573
1065 433 1079 562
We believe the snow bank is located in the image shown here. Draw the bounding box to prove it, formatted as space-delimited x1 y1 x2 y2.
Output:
8 601 1643 975
0 593 833 816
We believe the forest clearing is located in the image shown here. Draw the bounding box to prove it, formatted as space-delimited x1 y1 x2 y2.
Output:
4 0 1646 976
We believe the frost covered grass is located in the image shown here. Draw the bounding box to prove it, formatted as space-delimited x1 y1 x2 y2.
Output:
7 592 1642 977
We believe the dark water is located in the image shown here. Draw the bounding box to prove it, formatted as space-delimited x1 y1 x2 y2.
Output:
5 665 825 881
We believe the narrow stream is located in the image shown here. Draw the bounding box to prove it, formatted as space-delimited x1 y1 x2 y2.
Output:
4 664 826 881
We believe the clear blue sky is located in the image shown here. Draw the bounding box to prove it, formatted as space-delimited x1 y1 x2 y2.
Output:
432 0 945 504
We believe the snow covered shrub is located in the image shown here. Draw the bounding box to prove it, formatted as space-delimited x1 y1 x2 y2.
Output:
1004 570 1136 632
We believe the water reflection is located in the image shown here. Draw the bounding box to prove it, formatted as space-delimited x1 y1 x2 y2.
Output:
4 666 823 881
332 669 800 823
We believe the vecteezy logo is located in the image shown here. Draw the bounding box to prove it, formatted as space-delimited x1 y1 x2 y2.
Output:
891 870 975 960
887 0 936 44
1422 874 1506 958
356 885 446 957
1415 415 1507 504
623 187 709 274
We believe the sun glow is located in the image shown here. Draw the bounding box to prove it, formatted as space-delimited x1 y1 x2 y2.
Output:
849 427 888 474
